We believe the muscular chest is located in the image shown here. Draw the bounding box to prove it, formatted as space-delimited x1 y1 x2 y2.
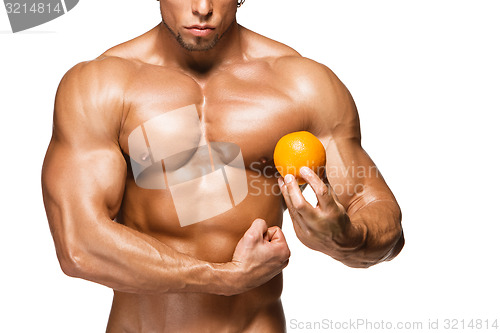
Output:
119 64 307 171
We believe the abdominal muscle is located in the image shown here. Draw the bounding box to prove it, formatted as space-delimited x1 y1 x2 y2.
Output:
106 276 286 333
106 170 287 332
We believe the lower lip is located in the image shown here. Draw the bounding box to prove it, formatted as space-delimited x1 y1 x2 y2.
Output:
186 28 214 37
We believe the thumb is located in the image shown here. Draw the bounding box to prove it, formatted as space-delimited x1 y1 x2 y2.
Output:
244 218 268 242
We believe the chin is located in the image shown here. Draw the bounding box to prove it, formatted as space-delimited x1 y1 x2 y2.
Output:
179 36 220 52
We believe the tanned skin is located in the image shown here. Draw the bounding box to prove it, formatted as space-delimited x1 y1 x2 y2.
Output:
41 0 404 332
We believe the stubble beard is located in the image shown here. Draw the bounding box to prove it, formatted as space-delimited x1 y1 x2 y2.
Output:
162 19 234 52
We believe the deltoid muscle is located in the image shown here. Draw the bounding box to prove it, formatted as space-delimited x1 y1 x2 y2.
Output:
128 104 248 227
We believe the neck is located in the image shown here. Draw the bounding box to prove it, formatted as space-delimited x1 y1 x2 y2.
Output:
155 20 242 74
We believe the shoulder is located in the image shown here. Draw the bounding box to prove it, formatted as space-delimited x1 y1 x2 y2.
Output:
57 50 143 112
56 57 135 119
275 56 347 104
60 25 153 91
240 26 340 86
241 26 347 99
59 55 136 92
240 28 356 136
271 56 359 139
54 56 137 143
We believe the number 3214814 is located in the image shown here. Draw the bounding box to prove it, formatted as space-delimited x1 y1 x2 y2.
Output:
5 2 62 14
444 319 499 330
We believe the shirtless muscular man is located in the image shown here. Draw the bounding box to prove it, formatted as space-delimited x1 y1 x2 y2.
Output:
41 0 404 332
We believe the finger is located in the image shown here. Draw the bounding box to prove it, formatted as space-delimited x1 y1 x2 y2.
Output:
245 218 268 242
270 228 291 259
268 226 286 243
266 226 279 240
278 176 302 220
263 230 270 242
299 166 336 209
279 178 314 235
284 174 314 215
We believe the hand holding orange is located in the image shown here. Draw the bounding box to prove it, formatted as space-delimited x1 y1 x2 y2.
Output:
273 131 326 185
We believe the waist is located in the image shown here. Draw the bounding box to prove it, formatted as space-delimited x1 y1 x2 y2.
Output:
107 274 285 333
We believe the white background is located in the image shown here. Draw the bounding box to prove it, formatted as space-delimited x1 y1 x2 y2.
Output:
1 1 499 332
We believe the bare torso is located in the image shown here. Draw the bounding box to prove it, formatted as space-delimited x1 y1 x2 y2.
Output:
42 11 403 332
105 24 308 332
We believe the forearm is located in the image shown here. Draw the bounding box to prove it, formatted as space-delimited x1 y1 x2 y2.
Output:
58 217 236 295
326 200 403 268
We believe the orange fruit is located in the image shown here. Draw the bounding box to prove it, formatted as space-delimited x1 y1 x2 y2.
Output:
273 131 326 185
